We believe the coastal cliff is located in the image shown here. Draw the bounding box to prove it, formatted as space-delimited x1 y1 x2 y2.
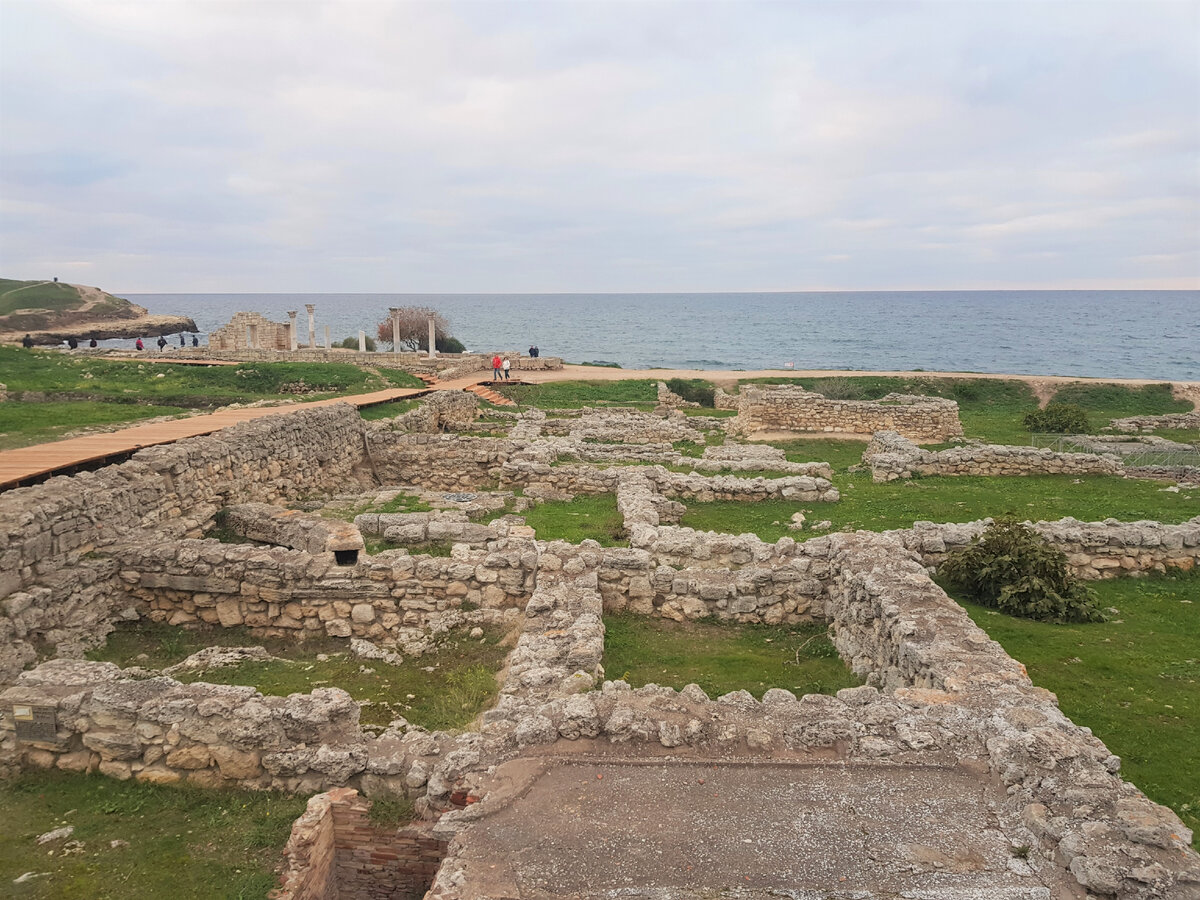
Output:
0 278 196 343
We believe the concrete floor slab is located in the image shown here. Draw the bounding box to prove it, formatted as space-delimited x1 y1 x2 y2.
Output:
451 760 1081 900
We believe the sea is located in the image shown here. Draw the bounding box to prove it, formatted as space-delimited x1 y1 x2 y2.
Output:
121 291 1200 381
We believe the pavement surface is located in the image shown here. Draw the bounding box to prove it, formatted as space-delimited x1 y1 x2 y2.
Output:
451 758 1080 899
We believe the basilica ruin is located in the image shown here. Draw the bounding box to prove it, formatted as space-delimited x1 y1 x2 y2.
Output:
1 379 1198 899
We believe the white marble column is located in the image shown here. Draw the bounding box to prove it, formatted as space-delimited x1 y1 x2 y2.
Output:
287 311 298 352
358 330 366 352
427 315 437 360
323 325 331 351
305 303 316 349
389 308 401 356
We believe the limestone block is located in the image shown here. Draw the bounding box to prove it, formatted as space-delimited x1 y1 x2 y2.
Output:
215 599 244 627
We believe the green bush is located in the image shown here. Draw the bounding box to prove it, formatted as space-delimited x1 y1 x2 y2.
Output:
665 377 715 408
939 518 1105 623
1023 403 1090 433
338 335 377 351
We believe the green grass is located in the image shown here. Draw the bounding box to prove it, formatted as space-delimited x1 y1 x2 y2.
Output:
0 278 88 315
0 347 422 408
1047 382 1192 431
680 473 1199 543
0 770 305 900
955 570 1200 847
1148 428 1200 444
521 494 627 545
359 398 422 420
0 401 190 450
496 379 658 409
603 614 860 699
87 620 509 730
760 438 869 472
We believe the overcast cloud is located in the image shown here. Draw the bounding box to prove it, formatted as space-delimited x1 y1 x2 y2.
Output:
1 0 1197 292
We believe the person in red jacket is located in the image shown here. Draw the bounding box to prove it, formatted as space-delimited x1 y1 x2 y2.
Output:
491 354 502 381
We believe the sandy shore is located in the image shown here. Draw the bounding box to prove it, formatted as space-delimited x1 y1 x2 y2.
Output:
517 365 1200 408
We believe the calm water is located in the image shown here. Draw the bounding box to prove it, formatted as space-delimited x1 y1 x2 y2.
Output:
124 291 1200 380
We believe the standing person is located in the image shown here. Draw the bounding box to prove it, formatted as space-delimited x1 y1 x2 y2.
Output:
179 333 186 348
532 345 539 358
135 337 144 351
67 336 78 349
192 334 199 347
88 338 97 348
502 357 511 380
528 345 535 358
21 334 33 349
156 335 167 351
491 354 502 381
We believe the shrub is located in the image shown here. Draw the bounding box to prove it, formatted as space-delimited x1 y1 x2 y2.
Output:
816 376 861 400
665 378 715 408
1023 403 1090 433
338 335 377 351
940 518 1105 623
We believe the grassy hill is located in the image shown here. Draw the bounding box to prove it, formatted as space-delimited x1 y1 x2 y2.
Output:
0 278 143 329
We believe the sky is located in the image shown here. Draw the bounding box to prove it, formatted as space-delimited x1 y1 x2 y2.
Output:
0 0 1197 293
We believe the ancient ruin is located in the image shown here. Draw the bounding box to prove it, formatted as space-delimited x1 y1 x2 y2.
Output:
1 388 1198 899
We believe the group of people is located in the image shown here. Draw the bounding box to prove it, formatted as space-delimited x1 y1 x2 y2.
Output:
134 333 199 351
490 345 545 381
19 333 199 351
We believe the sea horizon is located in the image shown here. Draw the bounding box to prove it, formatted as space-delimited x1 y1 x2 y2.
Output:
123 289 1200 382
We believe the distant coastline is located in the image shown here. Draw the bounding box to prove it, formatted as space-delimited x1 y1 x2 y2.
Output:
128 290 1200 381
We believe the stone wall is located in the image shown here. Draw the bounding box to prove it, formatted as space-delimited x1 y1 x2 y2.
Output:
864 430 1123 482
208 311 294 350
366 434 517 490
727 385 963 442
353 511 505 549
381 391 477 434
891 516 1200 580
1111 411 1200 433
0 406 369 681
113 537 534 642
223 504 365 557
274 788 447 900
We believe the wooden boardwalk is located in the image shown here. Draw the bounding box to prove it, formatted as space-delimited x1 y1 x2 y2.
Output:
0 386 431 490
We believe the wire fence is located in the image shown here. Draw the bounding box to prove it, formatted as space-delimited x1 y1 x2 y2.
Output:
1031 433 1200 468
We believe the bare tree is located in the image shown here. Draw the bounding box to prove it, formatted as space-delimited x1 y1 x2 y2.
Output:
376 307 450 351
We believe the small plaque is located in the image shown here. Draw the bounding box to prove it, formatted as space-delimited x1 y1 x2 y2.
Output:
12 704 57 743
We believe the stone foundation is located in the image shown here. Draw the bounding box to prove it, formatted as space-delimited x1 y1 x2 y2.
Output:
727 385 964 441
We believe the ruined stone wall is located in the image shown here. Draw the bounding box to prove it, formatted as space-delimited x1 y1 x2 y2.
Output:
1111 411 1200 433
223 503 365 556
0 406 369 681
353 511 505 549
113 538 535 641
366 434 517 489
380 391 478 434
0 660 367 792
864 430 1122 482
891 516 1200 580
208 311 294 350
727 385 963 442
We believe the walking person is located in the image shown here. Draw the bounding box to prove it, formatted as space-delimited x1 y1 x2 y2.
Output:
491 354 502 381
156 335 167 351
179 333 186 348
502 357 511 380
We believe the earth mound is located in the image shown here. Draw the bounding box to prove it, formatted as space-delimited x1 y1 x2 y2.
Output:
0 278 197 343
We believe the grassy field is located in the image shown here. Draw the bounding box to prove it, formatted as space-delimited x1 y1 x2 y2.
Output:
0 771 305 900
0 278 89 315
603 614 860 699
0 347 423 446
521 493 627 545
358 397 423 420
88 620 509 730
680 473 1199 543
0 401 191 450
497 379 658 409
955 570 1200 847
